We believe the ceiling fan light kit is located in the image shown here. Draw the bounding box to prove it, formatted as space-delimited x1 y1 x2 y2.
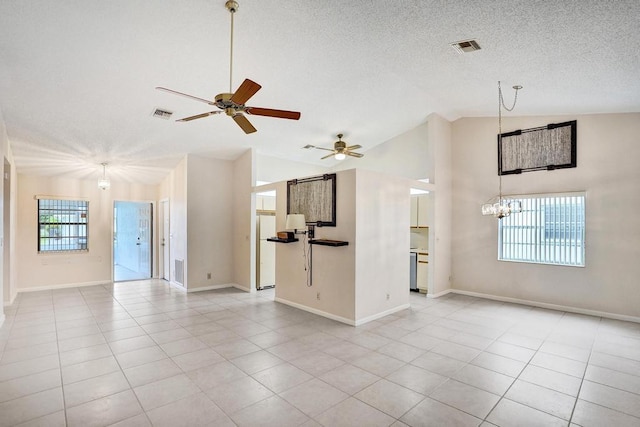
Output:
155 1 301 134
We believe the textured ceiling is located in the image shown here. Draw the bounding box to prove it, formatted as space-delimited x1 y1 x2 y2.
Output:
1 1 639 184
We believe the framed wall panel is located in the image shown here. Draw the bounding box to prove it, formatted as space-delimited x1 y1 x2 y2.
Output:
498 120 577 175
287 173 336 227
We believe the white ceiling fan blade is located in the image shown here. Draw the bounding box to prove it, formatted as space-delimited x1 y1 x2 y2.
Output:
156 87 216 105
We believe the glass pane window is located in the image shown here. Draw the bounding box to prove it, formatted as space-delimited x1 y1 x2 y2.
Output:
498 193 585 267
38 199 89 252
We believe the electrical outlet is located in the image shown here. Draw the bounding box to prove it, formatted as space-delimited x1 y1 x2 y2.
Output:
316 292 320 300
207 273 212 280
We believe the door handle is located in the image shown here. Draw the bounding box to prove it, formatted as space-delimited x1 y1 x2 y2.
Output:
136 243 141 246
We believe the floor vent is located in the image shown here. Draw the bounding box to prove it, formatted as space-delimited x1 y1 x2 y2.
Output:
175 259 184 285
450 39 481 54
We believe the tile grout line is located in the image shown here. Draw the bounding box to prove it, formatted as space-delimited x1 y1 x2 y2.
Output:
566 314 601 426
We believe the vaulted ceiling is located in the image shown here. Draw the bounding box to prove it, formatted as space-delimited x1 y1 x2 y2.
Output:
1 1 638 184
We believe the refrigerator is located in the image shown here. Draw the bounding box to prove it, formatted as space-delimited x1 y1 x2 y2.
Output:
257 214 276 289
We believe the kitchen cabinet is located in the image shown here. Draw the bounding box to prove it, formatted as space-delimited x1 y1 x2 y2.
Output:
256 195 276 211
410 195 429 227
416 252 428 293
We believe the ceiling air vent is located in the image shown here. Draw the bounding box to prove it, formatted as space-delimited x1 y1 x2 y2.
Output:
152 108 173 120
450 39 481 54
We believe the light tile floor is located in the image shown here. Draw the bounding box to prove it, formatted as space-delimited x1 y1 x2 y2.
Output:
1 280 640 426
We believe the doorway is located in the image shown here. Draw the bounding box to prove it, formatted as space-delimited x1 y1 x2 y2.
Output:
158 199 170 281
113 201 152 282
256 191 276 290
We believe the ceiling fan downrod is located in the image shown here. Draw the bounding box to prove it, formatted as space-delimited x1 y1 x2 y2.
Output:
225 1 239 93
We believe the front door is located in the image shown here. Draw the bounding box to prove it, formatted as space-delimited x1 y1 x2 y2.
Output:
114 201 152 281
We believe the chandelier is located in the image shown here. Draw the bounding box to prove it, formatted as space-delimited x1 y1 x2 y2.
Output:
481 81 522 219
97 162 111 190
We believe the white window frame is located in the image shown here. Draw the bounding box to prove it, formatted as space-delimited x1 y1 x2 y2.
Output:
498 192 585 267
37 198 89 253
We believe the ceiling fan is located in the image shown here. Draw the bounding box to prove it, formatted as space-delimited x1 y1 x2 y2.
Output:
306 134 364 160
155 1 300 134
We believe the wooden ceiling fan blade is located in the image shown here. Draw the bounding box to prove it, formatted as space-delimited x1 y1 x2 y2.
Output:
320 152 337 160
233 114 257 134
346 144 362 150
176 111 222 122
346 152 364 158
314 146 335 152
230 79 262 105
156 87 215 105
245 107 301 120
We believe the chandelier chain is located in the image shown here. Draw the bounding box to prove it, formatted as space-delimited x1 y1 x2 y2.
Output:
497 81 521 202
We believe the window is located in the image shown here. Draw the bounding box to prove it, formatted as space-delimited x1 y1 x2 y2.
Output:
38 199 88 252
499 193 585 266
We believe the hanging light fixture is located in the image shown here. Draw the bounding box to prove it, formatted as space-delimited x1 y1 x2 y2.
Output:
481 81 523 219
97 162 111 190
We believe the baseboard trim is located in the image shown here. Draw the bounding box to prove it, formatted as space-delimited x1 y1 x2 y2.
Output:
17 280 109 293
451 289 640 324
3 294 16 308
427 288 453 299
354 304 411 326
232 284 252 293
186 283 233 293
275 297 356 326
0 314 5 328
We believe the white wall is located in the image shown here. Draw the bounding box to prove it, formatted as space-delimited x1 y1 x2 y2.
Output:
16 174 158 291
232 149 255 291
1 105 18 322
186 154 235 290
428 114 453 296
355 169 410 321
256 153 326 184
274 170 356 322
274 169 410 325
334 123 430 180
452 113 640 319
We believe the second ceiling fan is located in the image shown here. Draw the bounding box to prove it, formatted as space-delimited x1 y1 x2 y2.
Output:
307 134 364 160
156 1 300 134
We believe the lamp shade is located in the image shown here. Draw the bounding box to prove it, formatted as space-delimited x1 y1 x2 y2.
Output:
285 214 306 231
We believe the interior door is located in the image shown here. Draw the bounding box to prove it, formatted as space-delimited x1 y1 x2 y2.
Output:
161 200 170 280
114 201 152 281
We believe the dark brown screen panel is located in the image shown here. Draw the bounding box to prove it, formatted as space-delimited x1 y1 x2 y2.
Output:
287 173 337 227
498 120 576 175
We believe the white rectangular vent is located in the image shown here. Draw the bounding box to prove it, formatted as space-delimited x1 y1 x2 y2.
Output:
450 39 481 54
152 108 173 120
174 259 184 285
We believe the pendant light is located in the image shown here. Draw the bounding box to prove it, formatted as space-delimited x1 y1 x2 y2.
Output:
481 81 523 219
98 163 111 190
